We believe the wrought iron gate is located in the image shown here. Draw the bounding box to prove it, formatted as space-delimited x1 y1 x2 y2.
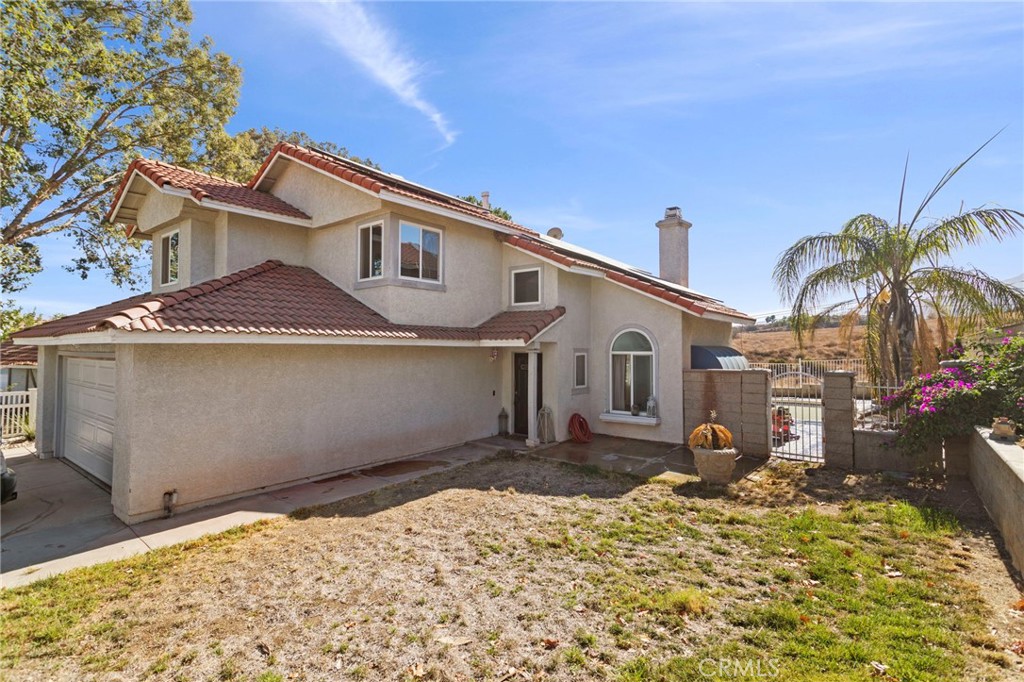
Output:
770 381 824 463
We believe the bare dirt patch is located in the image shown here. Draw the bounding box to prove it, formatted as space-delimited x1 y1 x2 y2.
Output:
3 456 1022 681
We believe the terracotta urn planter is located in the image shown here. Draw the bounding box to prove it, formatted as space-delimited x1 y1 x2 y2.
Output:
693 447 738 485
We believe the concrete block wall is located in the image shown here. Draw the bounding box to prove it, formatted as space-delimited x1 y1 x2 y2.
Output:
682 369 770 456
822 372 855 469
968 427 1024 574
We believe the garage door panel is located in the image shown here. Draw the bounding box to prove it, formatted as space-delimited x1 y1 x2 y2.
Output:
63 357 115 485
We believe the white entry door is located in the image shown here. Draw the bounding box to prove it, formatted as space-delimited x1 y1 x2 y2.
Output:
62 357 116 484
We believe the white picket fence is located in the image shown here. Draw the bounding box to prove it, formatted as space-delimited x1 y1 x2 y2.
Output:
1 390 36 440
749 358 869 386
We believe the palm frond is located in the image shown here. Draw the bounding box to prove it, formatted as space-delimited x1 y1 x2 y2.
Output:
774 231 878 302
907 129 1004 228
912 207 1024 263
911 266 1024 328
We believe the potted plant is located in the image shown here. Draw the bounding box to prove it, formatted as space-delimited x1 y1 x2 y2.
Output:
991 416 1017 440
688 410 738 484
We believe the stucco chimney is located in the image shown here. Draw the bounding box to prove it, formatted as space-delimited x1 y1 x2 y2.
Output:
656 206 692 287
481 191 491 210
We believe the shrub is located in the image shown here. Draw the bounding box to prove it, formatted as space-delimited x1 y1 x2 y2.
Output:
886 331 1023 452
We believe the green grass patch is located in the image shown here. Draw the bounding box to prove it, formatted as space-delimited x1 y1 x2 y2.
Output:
0 520 276 667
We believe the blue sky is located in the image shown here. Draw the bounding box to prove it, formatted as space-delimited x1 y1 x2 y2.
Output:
16 0 1024 321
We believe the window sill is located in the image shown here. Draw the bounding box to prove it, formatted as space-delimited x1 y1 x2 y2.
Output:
599 412 661 426
354 277 446 293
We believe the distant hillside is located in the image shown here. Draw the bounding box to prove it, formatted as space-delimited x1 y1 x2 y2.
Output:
732 325 865 363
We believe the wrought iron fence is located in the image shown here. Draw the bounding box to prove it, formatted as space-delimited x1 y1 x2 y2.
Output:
854 383 906 431
750 358 869 387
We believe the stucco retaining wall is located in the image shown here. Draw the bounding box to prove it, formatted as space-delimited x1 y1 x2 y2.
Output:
114 343 502 523
968 427 1024 574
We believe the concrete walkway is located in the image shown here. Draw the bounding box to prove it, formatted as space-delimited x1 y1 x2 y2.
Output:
533 435 768 482
1 439 516 589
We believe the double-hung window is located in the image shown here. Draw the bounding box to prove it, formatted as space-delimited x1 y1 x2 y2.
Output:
160 230 179 285
610 330 655 414
399 222 441 281
359 222 383 280
511 268 541 305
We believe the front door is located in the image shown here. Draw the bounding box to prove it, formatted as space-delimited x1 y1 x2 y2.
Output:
513 352 543 436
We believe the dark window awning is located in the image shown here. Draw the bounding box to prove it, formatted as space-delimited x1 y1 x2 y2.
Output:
691 346 750 370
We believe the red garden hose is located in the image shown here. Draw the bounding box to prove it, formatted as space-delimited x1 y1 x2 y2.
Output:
568 413 593 443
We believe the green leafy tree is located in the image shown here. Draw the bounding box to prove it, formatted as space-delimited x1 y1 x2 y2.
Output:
1 304 46 341
774 136 1024 384
1 0 242 291
203 127 379 184
458 195 514 222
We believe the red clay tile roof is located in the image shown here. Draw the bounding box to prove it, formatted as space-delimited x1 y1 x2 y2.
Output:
0 342 37 366
499 234 753 322
252 143 538 236
107 158 310 225
12 261 564 344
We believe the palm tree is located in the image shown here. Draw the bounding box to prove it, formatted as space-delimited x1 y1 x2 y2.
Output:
774 135 1024 385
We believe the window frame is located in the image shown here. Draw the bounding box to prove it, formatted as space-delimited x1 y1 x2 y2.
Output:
358 221 385 281
510 266 542 306
573 351 588 389
397 221 443 283
159 229 180 286
609 329 656 415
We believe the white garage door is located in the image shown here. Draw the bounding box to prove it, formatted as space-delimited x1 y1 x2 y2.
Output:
62 357 116 485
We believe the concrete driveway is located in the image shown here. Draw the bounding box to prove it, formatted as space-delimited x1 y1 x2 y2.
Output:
1 445 126 581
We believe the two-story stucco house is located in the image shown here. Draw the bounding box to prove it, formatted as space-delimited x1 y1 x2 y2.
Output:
13 143 753 524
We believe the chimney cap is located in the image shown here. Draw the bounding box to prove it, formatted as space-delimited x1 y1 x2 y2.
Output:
546 227 564 240
664 206 682 219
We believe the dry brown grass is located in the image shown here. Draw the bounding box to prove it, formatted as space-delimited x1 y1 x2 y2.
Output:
732 326 865 363
3 457 1022 682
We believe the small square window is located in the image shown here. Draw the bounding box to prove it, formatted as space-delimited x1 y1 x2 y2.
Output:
574 352 588 389
511 268 540 305
160 230 179 285
359 223 383 280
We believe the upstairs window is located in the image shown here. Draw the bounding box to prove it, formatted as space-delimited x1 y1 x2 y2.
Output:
359 222 383 280
610 330 655 413
160 230 179 285
399 222 441 281
511 268 541 305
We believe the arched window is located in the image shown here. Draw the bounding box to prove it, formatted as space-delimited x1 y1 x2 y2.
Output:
610 329 655 414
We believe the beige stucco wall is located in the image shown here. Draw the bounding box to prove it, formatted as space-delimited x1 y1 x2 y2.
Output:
309 204 506 327
223 213 308 273
190 221 216 284
587 279 686 443
114 343 502 523
133 190 184 235
270 160 382 228
540 268 591 441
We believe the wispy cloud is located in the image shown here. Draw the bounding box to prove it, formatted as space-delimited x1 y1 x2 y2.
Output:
293 0 456 146
483 3 1021 113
